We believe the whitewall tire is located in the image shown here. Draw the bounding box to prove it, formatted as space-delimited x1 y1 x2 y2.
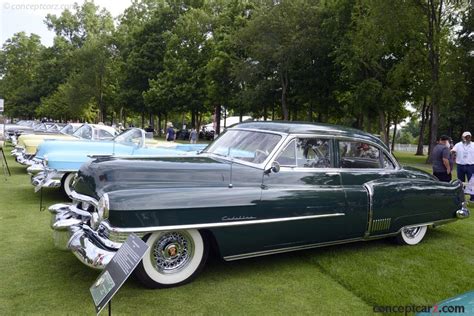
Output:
135 229 209 288
61 172 76 198
396 225 428 245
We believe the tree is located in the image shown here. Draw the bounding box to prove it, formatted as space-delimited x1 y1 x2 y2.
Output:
42 1 115 121
237 0 319 120
0 32 44 118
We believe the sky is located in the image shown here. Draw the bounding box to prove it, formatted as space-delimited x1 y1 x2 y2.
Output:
0 0 132 47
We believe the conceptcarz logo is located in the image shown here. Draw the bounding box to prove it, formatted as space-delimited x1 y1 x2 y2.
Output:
373 304 465 315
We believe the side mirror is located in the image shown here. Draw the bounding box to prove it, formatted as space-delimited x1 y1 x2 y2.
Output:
265 161 280 174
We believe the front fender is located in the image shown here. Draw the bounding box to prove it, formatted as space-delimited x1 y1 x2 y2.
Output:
105 186 262 228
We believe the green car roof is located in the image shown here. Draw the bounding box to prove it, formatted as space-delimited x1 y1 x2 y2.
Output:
234 121 388 150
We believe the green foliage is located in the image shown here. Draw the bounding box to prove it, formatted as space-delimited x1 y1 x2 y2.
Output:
0 32 44 118
0 0 472 143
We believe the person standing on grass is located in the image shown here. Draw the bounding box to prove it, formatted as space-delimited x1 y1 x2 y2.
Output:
431 135 452 182
452 131 474 202
166 122 176 142
189 127 197 144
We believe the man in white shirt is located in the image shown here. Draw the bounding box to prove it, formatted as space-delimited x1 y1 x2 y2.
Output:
452 131 474 202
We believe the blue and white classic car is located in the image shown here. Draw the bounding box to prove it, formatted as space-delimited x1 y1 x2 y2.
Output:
13 123 118 166
28 128 206 195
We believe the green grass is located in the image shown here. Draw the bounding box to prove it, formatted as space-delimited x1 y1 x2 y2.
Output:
0 148 472 315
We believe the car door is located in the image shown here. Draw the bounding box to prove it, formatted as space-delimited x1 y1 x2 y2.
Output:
337 139 399 236
259 136 364 247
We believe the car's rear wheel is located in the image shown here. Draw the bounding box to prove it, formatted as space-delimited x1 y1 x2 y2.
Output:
396 225 427 245
134 229 209 288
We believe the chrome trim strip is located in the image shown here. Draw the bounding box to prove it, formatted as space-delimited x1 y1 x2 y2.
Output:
363 183 374 237
70 191 99 208
223 218 458 261
224 237 364 261
101 212 346 234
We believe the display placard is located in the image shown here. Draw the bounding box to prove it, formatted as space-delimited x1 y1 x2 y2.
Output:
90 233 149 315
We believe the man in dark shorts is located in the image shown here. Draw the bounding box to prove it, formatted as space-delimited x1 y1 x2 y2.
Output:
431 135 452 182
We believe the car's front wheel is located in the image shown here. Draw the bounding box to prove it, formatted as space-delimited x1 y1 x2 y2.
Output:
61 172 76 197
134 229 209 288
396 225 428 245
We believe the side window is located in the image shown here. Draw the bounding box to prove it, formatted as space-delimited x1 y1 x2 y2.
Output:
275 138 332 168
98 129 113 140
81 126 93 139
339 141 381 169
275 139 297 166
296 138 331 168
383 153 395 169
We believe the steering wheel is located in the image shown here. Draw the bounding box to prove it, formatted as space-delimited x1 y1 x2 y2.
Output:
254 149 269 162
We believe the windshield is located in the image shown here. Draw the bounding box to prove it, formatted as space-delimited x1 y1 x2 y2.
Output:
205 130 281 164
72 124 93 139
60 124 74 135
113 129 144 147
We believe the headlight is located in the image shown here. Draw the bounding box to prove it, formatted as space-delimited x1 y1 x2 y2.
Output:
97 193 110 220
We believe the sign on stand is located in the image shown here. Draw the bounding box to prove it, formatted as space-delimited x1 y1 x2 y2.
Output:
90 233 149 315
0 99 4 113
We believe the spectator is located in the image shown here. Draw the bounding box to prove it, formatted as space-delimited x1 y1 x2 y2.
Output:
189 127 197 144
166 122 175 142
431 135 452 182
452 131 474 202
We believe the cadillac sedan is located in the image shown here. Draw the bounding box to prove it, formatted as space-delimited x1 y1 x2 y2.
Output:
48 122 469 288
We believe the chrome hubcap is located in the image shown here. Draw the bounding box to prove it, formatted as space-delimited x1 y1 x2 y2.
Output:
152 232 194 274
403 227 421 239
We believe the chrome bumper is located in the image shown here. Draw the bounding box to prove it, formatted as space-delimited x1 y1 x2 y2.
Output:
31 168 64 190
31 171 62 189
456 202 470 219
27 160 46 175
11 147 35 165
16 154 36 166
49 203 121 270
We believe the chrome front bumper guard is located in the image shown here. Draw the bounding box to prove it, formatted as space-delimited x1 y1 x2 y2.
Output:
31 171 62 189
49 203 121 270
456 202 470 219
16 154 36 166
27 160 46 175
11 147 36 166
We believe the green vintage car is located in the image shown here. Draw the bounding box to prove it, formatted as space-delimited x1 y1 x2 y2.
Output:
49 121 470 288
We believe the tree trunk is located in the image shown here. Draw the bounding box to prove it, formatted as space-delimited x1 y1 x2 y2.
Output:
214 105 221 135
427 105 434 161
149 113 154 129
157 114 162 137
197 111 203 134
191 110 196 129
308 102 313 122
386 113 391 146
416 97 429 155
280 71 289 120
141 110 145 128
379 111 389 146
263 103 267 121
223 107 227 129
391 120 397 152
425 0 443 164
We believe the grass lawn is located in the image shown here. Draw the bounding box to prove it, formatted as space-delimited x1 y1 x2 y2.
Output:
0 148 472 315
